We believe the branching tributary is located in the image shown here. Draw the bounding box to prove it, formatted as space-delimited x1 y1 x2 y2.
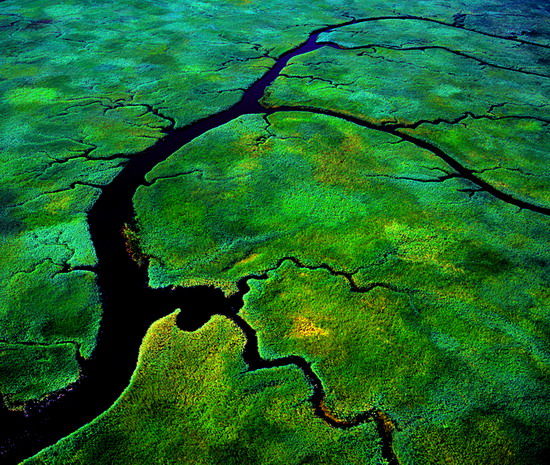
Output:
2 14 548 465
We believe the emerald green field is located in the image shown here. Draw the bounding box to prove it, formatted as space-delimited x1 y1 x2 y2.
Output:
0 0 548 464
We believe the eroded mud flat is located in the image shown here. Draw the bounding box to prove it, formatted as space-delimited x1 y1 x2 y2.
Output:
0 1 548 464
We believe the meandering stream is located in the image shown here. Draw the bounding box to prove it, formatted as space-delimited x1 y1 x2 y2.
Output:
2 15 547 465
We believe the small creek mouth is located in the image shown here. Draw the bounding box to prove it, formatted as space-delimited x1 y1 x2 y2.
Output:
175 287 236 331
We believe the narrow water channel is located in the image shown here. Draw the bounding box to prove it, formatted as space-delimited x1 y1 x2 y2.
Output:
3 14 545 464
0 18 391 464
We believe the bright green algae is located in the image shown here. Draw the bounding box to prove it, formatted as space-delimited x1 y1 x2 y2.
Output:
23 313 383 465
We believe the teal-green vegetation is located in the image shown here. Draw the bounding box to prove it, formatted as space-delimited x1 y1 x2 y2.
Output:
135 111 549 293
262 43 547 127
1 0 548 464
261 17 550 209
320 17 549 76
401 117 549 206
23 313 383 465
